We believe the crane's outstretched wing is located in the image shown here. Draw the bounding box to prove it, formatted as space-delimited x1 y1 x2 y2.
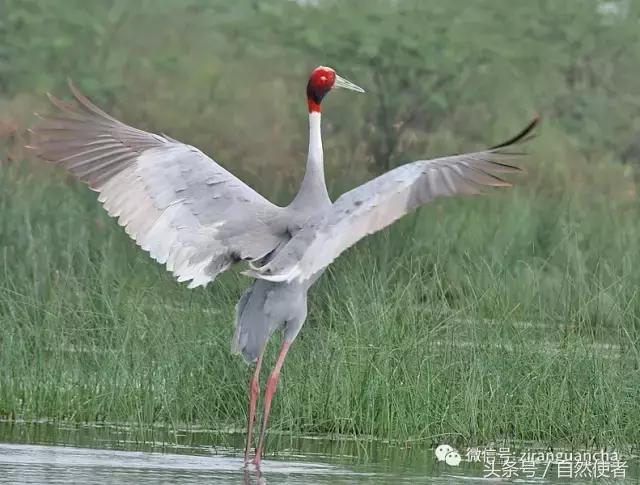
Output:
245 117 539 283
30 82 287 288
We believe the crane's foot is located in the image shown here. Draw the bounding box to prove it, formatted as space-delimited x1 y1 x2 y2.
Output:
251 453 262 468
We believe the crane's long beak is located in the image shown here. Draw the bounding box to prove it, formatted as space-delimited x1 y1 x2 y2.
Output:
334 74 365 93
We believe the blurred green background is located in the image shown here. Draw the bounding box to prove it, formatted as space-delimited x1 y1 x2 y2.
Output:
0 0 639 450
3 0 640 183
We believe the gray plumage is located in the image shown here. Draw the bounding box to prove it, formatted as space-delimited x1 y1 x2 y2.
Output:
33 84 289 291
233 280 309 363
244 148 526 283
30 81 537 365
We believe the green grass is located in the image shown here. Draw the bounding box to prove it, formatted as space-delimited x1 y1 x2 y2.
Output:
0 159 639 451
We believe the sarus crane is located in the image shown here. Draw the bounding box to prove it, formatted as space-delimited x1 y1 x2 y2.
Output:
30 66 538 466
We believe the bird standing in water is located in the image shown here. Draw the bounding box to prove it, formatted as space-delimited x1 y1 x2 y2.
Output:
30 66 538 466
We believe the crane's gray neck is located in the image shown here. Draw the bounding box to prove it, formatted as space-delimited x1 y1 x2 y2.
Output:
291 112 330 208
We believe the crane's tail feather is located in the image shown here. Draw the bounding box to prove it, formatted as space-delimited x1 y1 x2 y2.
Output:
231 285 265 364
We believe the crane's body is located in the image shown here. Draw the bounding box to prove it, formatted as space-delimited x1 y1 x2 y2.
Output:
234 108 331 363
30 66 538 467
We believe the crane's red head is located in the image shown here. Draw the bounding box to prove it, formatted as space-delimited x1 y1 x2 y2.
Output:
307 66 364 113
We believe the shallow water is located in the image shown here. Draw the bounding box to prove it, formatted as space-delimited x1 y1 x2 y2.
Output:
0 422 637 484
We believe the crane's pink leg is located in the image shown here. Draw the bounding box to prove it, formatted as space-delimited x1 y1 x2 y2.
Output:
252 340 291 466
244 354 263 464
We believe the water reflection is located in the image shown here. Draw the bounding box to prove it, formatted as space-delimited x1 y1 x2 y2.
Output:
0 421 637 484
0 443 382 484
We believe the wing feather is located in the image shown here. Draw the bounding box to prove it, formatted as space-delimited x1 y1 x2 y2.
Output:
246 117 540 283
30 82 287 288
